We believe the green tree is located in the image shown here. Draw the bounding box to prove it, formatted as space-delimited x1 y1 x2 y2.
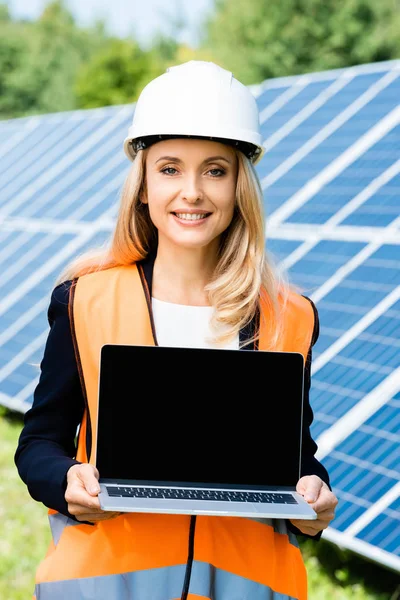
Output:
0 0 106 118
74 30 217 109
0 6 36 118
74 37 163 108
30 0 108 113
201 0 400 84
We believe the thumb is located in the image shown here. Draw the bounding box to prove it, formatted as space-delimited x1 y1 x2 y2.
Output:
78 464 100 496
296 475 320 502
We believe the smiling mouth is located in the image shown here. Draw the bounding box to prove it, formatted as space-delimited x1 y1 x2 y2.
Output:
172 212 211 220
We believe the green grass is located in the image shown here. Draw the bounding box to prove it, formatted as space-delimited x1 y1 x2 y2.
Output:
1 410 399 600
0 411 51 599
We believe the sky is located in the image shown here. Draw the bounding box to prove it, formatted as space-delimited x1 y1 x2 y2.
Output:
6 0 215 47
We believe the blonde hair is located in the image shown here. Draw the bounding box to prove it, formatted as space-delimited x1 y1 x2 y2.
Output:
57 147 288 347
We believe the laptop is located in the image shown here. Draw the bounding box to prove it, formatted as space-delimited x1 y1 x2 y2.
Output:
97 344 317 520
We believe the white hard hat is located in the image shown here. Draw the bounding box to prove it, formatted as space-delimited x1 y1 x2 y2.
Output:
123 60 265 165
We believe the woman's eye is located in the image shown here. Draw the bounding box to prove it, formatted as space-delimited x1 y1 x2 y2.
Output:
208 168 225 177
161 167 178 175
160 167 225 176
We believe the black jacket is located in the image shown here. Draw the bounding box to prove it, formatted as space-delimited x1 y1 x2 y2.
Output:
15 256 330 538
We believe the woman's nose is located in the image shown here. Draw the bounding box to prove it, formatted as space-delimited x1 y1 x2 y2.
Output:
181 175 203 203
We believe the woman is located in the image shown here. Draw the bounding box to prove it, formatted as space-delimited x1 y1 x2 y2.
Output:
15 60 338 600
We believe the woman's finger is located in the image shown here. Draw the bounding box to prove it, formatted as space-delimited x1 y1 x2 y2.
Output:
67 501 103 516
76 464 101 496
76 511 122 523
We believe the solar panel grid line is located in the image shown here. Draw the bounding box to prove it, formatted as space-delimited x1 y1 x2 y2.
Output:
0 331 47 383
316 367 400 459
311 233 400 301
0 298 48 347
325 527 400 572
23 165 116 220
320 302 376 317
312 160 400 228
259 77 311 123
331 226 400 244
51 171 124 222
330 354 392 375
312 379 364 401
261 71 354 154
2 217 91 234
274 159 400 272
361 423 400 445
0 229 98 317
94 216 115 230
0 230 36 264
252 60 400 95
371 525 400 557
312 287 400 375
261 69 400 192
0 116 41 162
0 233 72 288
0 113 84 188
11 373 40 405
331 450 399 482
66 104 123 120
0 391 27 413
8 103 122 125
311 241 393 304
15 117 129 215
333 488 371 511
0 106 131 218
336 434 390 468
1 120 122 213
0 231 111 347
267 223 400 245
369 257 400 271
264 90 400 227
40 150 127 219
344 468 394 504
21 145 127 221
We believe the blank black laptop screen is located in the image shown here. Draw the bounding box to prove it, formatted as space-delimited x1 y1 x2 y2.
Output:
96 344 305 488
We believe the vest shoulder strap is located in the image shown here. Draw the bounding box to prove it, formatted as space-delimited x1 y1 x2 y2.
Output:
259 287 315 362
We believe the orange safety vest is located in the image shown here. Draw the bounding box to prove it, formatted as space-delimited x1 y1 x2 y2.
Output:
33 264 315 600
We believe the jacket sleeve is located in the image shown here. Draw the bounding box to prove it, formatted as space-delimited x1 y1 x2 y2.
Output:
14 280 84 519
300 300 330 486
287 296 331 540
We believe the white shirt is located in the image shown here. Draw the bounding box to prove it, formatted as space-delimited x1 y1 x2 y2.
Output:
152 297 239 350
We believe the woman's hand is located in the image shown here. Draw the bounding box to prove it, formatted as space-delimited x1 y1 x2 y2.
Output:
289 475 338 536
65 463 121 522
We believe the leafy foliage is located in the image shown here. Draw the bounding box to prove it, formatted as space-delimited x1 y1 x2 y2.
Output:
4 0 399 119
201 0 400 84
0 0 106 118
74 38 161 107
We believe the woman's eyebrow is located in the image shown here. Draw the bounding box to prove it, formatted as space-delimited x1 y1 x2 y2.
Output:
155 155 232 165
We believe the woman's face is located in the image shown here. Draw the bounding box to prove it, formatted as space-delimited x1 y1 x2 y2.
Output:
143 138 238 253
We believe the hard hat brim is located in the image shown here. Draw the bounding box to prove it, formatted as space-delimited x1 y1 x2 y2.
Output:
123 134 265 165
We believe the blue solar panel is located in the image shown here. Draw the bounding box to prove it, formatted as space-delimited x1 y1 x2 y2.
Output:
358 496 400 553
286 125 400 224
256 86 290 112
260 80 335 140
320 392 400 557
266 238 304 262
1 59 399 572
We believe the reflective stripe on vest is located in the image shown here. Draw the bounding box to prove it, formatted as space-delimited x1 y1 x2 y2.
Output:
35 265 314 600
35 563 301 600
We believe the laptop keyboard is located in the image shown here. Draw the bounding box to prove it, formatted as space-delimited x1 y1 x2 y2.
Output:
106 486 298 504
